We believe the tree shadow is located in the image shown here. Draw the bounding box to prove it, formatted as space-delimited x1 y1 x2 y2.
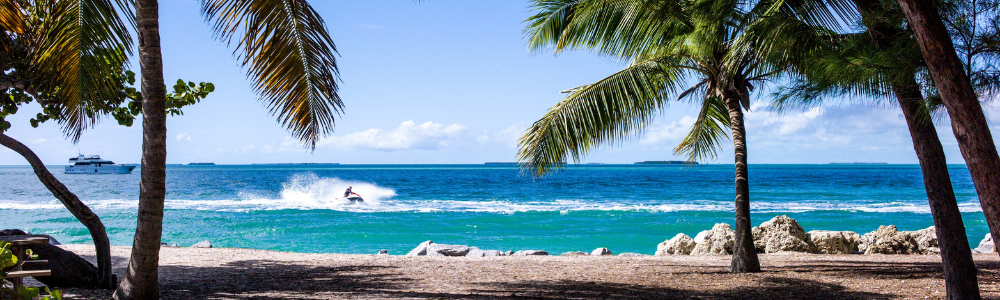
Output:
149 259 896 300
779 260 945 279
55 250 988 299
470 277 892 300
156 260 416 300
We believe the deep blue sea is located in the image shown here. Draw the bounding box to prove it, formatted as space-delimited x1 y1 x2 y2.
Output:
0 164 988 255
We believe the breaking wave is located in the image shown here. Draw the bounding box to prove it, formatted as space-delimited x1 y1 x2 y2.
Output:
0 197 982 214
0 172 983 213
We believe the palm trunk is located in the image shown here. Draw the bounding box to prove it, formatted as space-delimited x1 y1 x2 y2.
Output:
112 0 167 299
893 84 981 299
0 133 114 289
896 0 1000 254
725 97 760 273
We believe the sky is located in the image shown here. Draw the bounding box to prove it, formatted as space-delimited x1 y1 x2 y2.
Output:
2 0 999 165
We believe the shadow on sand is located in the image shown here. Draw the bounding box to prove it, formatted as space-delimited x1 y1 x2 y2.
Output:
149 259 896 300
60 251 1000 299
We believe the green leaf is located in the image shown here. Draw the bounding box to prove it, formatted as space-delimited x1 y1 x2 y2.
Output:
201 0 343 149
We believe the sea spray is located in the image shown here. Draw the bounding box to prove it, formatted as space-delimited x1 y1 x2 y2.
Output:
0 197 983 213
274 173 397 208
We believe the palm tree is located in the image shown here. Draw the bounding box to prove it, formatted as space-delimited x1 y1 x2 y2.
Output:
761 0 980 296
895 0 1000 255
516 0 820 272
0 0 136 289
116 0 342 299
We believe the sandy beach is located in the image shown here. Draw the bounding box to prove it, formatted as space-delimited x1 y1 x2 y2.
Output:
38 244 1000 299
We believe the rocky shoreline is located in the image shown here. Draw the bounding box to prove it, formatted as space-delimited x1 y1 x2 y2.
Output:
401 215 996 257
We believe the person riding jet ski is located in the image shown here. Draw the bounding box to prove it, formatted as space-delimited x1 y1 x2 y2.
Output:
343 186 364 202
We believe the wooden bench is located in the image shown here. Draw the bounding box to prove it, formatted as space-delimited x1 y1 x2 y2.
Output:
1 235 52 288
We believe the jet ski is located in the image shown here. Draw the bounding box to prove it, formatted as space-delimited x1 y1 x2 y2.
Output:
345 192 364 203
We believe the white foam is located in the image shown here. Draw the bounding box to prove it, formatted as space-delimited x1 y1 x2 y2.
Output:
0 198 982 214
0 173 984 214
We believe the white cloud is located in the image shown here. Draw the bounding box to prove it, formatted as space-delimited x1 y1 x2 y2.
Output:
176 133 192 142
757 106 825 135
318 121 466 151
476 122 530 148
31 138 47 144
741 102 910 151
639 116 696 145
630 101 913 155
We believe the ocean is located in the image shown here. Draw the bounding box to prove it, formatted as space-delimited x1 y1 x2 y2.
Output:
0 164 988 255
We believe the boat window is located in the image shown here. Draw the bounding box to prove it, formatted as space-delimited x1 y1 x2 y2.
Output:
74 162 91 165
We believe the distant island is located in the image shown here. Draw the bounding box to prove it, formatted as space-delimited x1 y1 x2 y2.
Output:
249 163 340 165
188 162 216 166
485 162 567 165
828 162 888 165
634 161 697 165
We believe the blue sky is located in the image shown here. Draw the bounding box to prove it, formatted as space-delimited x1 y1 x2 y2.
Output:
2 0 999 165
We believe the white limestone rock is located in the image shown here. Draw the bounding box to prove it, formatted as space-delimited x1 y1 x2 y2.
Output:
191 241 212 248
406 240 434 256
466 248 504 257
751 215 816 253
690 223 735 255
427 243 471 256
591 248 613 256
859 225 920 254
906 226 939 255
976 233 995 253
806 230 860 254
512 250 549 256
377 249 389 255
560 251 589 256
656 233 696 256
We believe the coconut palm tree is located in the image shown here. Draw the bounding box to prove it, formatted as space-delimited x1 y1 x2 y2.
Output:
757 0 980 296
116 1 342 299
517 0 831 272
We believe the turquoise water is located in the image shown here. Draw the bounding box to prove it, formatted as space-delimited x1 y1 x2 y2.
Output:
0 164 988 254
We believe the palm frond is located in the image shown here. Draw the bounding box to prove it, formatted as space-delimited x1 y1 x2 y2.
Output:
0 0 26 36
747 0 858 32
201 0 341 149
30 0 134 142
525 0 691 60
517 56 687 176
524 0 581 53
674 95 730 162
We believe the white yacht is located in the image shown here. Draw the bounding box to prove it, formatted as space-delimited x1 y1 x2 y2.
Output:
65 155 136 174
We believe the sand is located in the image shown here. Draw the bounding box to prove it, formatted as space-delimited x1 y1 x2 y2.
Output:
44 244 1000 299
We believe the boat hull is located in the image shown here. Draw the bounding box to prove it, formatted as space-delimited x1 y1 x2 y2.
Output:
65 165 136 174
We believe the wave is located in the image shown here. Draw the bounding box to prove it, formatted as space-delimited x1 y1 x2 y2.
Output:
0 198 983 214
0 172 983 213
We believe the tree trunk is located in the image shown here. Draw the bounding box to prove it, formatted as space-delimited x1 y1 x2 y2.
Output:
897 0 1000 254
847 0 982 297
725 97 760 273
0 133 114 289
894 84 981 300
112 0 167 299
